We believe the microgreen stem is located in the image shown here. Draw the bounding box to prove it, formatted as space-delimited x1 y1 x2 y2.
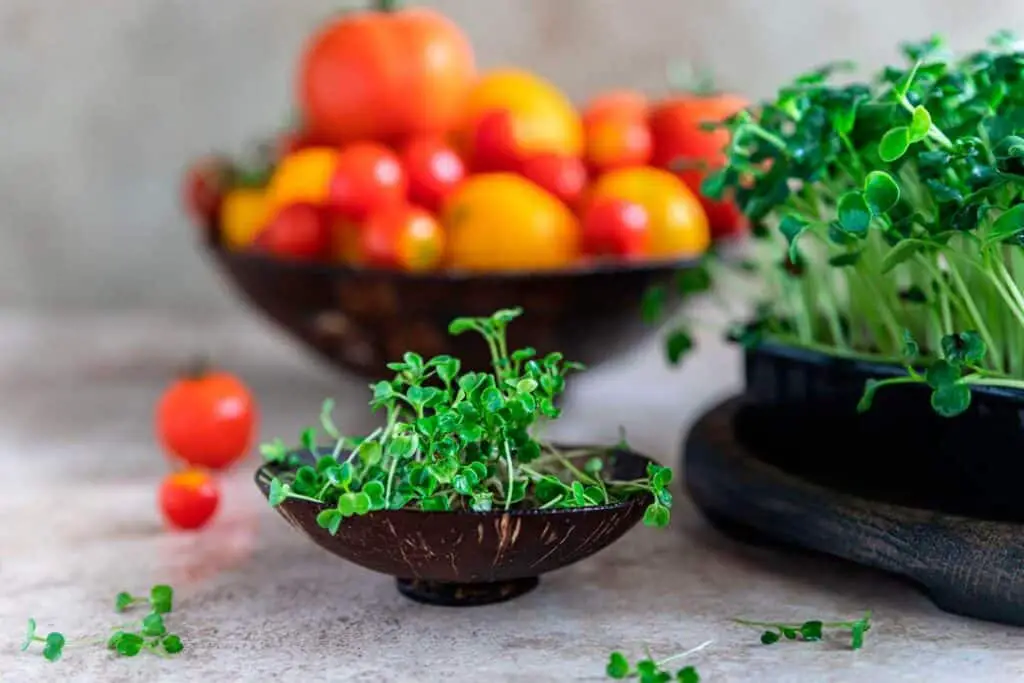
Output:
656 639 715 667
945 258 1004 372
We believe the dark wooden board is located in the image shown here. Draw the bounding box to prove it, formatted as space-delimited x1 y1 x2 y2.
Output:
684 397 1024 626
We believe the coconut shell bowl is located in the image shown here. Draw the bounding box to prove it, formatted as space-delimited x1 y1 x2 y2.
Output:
203 227 695 379
255 447 653 606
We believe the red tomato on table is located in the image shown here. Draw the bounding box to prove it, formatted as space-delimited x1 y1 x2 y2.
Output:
399 136 466 213
159 469 220 531
156 369 257 470
581 197 650 258
254 203 332 261
327 142 408 221
360 204 445 271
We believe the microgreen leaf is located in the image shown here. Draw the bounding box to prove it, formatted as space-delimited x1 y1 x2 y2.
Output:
908 105 932 142
42 632 65 662
931 383 972 417
162 634 184 655
607 651 630 678
21 618 36 651
879 126 910 161
150 585 174 614
986 204 1024 245
114 592 134 612
837 192 871 235
142 613 166 637
779 214 810 262
863 170 900 215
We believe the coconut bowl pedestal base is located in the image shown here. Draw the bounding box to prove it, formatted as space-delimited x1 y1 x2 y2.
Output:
395 577 540 607
684 397 1024 627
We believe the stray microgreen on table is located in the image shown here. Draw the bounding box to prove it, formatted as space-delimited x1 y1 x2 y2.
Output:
21 584 184 663
262 307 673 531
735 611 872 650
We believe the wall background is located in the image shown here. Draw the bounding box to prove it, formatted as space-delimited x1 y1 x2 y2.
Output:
1 0 1019 312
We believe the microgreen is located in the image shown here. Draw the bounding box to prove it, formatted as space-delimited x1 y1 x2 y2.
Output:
262 307 673 529
650 31 1024 415
21 585 185 663
606 640 712 681
734 611 872 650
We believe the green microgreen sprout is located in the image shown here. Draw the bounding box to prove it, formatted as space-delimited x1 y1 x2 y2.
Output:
262 307 674 529
734 611 872 650
606 640 712 682
647 31 1024 417
21 585 184 663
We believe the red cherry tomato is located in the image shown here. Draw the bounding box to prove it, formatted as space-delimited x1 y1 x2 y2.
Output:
360 204 445 271
469 109 521 172
581 198 650 258
327 142 408 221
254 203 332 261
520 153 588 207
156 368 258 470
181 155 232 229
159 469 220 531
399 136 466 213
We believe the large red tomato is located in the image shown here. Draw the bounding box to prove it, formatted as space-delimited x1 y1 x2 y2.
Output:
156 369 257 471
298 7 476 145
648 93 749 239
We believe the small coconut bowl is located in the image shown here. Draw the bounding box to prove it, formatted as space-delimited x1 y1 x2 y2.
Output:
203 227 696 379
254 446 654 606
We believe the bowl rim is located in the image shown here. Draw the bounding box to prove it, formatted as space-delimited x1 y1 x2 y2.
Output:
253 445 656 519
207 240 699 282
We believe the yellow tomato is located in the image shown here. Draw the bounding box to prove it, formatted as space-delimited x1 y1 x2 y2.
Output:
586 167 709 258
442 173 580 271
219 188 270 251
264 147 341 214
461 69 583 159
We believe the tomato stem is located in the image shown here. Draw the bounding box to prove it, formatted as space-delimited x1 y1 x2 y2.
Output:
180 355 211 380
376 0 400 12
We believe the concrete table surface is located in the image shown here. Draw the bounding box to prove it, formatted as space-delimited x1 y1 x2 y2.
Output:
0 311 1021 683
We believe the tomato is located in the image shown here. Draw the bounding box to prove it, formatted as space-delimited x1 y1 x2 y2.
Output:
582 90 648 127
219 188 271 251
159 469 220 531
584 113 652 174
254 203 332 261
330 217 364 264
581 198 650 258
299 8 475 145
399 136 466 213
519 153 588 207
156 368 257 470
327 142 408 222
459 69 583 163
648 93 749 239
265 147 341 215
182 156 232 229
360 204 445 271
586 167 709 258
443 173 579 271
467 109 522 173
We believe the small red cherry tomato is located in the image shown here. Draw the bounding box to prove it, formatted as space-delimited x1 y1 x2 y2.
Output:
327 142 407 221
399 136 466 213
254 203 332 261
520 153 588 207
159 469 220 531
181 155 232 229
469 109 522 173
581 197 650 258
156 367 258 470
360 204 445 271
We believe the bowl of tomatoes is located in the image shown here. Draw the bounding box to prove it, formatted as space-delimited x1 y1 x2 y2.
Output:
184 2 748 379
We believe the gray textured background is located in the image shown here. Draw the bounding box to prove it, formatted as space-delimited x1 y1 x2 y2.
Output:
2 0 1018 312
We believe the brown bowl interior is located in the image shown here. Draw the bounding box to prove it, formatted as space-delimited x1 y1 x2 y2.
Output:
204 234 692 378
254 447 653 585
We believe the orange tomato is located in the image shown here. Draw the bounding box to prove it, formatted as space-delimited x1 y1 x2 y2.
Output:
584 112 652 174
360 204 445 271
159 469 220 531
443 173 580 271
298 7 475 145
265 147 341 214
586 167 709 258
648 93 749 239
219 188 270 251
399 136 466 213
582 90 648 127
459 69 583 164
254 203 332 261
327 142 408 222
155 368 257 471
520 153 588 208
